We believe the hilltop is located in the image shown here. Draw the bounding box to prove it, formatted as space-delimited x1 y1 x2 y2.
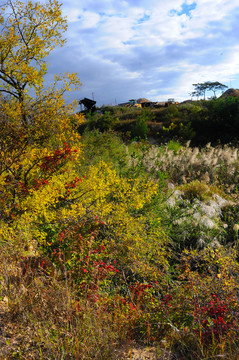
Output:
79 94 239 146
220 88 239 98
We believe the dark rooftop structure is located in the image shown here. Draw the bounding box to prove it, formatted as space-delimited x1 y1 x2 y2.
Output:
79 97 96 113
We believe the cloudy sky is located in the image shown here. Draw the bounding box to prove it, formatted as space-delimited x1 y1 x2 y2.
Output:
46 0 239 107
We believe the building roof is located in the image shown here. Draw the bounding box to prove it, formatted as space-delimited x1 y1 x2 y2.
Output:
137 98 151 103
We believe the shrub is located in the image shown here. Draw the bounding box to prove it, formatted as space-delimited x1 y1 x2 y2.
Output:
96 111 117 131
131 109 152 139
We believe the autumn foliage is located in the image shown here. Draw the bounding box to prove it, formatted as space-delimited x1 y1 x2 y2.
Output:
0 1 239 359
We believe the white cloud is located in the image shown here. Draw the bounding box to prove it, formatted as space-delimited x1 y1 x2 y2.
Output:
79 11 101 28
41 0 239 106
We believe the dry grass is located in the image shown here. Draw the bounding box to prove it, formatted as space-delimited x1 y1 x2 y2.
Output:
127 142 239 195
0 243 130 359
1 140 239 359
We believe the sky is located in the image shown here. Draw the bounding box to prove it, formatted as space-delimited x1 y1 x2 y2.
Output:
45 0 239 107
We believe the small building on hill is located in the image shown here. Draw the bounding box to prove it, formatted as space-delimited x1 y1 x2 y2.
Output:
154 102 167 108
136 98 152 107
118 98 153 107
79 97 96 113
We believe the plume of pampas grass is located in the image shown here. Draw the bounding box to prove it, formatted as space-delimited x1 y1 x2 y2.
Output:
126 143 239 194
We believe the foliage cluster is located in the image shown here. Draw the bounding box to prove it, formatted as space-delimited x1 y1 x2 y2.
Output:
148 98 239 145
3 121 239 358
80 97 239 146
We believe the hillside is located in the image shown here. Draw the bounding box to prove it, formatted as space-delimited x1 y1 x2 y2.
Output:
79 95 239 146
220 88 239 98
1 119 239 358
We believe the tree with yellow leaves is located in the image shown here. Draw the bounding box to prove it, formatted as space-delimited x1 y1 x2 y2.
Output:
0 0 66 97
0 0 84 250
0 0 82 203
0 1 172 356
0 0 81 128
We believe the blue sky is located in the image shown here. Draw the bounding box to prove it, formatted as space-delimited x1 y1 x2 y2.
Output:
45 0 239 106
